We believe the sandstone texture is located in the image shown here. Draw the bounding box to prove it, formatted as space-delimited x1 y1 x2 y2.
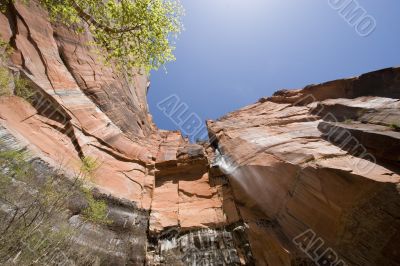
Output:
208 67 400 265
0 1 246 265
0 1 399 265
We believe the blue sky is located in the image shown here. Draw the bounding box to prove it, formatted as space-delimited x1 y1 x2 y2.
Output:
148 0 400 137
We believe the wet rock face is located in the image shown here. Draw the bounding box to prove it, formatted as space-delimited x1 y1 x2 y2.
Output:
150 137 227 234
68 204 150 265
148 227 253 265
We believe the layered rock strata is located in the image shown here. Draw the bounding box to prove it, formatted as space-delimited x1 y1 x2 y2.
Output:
0 1 252 265
208 67 400 265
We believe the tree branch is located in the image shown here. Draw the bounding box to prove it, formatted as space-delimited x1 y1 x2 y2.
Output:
70 0 141 34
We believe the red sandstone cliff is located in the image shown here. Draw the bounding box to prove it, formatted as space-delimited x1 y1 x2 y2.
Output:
0 1 238 264
208 67 400 265
0 1 399 265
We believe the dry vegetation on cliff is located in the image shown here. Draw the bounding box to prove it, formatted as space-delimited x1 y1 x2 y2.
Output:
0 147 111 265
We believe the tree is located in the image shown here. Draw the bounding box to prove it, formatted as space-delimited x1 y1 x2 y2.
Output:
3 0 184 73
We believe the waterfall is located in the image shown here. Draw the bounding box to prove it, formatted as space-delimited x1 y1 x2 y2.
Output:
213 147 271 214
213 148 238 175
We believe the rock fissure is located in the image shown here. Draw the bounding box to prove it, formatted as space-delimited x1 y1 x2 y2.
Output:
13 4 55 92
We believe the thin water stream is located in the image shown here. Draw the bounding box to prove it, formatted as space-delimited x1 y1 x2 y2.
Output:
213 147 272 215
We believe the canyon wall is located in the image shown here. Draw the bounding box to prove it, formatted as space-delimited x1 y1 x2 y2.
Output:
0 1 251 264
0 1 399 265
208 67 400 265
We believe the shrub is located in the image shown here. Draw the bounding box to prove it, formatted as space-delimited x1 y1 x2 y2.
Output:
0 147 110 264
80 156 100 178
0 66 12 96
14 76 35 101
0 35 13 96
0 36 34 100
79 156 110 224
0 148 71 264
81 188 110 225
0 66 35 100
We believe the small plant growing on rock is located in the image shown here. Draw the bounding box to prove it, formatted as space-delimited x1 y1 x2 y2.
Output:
81 187 110 225
0 36 13 96
0 37 35 100
0 66 12 96
389 123 400 132
14 76 35 101
0 66 35 100
0 35 12 56
80 156 100 178
78 156 110 224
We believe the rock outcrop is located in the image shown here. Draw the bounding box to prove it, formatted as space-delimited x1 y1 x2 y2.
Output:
0 1 399 265
208 67 400 265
